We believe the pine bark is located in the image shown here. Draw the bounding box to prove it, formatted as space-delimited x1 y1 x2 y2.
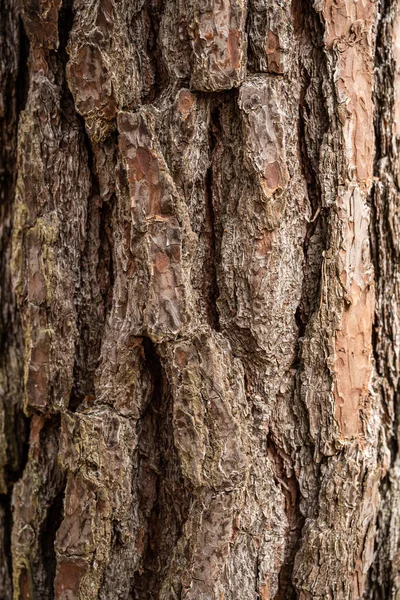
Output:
1 0 400 598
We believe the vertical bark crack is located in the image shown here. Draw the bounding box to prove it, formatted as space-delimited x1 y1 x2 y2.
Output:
139 1 172 105
35 415 65 600
57 0 73 59
267 434 304 600
68 131 115 412
293 1 330 335
132 338 192 598
38 480 65 598
205 104 223 332
15 17 30 115
0 5 30 595
0 493 12 595
367 0 399 595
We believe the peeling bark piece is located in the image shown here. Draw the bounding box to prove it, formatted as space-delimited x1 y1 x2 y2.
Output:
67 44 118 142
67 0 142 142
118 111 174 232
167 89 213 325
56 407 139 599
25 321 51 411
11 416 64 600
54 333 154 599
213 76 306 360
54 558 88 600
160 0 192 79
334 186 374 439
299 0 376 452
96 334 153 418
298 202 375 450
118 109 191 341
178 491 241 600
22 0 62 51
189 0 248 91
247 0 292 73
11 73 90 414
165 331 249 489
159 331 251 598
238 76 289 218
320 0 375 187
293 445 380 599
293 0 379 595
55 473 111 600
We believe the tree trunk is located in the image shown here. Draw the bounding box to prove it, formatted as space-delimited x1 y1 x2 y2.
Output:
1 0 400 598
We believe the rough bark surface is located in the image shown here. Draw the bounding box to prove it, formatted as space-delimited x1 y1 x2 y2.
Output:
1 0 400 598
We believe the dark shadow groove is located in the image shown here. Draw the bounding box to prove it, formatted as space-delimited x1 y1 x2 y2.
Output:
39 485 65 598
15 16 30 115
36 414 66 599
0 493 13 595
205 104 222 332
366 0 399 596
268 434 304 600
132 338 191 599
57 0 74 59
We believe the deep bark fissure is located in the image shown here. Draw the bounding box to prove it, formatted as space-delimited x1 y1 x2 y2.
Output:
53 0 75 117
15 16 30 116
0 0 28 473
68 132 115 412
140 0 172 105
298 69 320 214
36 416 65 599
367 0 399 596
371 0 398 481
97 196 115 315
10 415 67 600
133 337 192 599
0 493 13 596
0 6 29 595
267 434 304 600
38 484 66 598
4 416 30 488
57 0 73 57
205 103 223 332
293 0 330 337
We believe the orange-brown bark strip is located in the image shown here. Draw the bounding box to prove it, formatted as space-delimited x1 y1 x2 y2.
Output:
318 0 376 441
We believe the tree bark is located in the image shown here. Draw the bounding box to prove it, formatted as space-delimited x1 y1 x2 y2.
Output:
1 0 400 598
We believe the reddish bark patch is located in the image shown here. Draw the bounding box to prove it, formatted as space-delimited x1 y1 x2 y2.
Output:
266 30 283 74
23 0 62 50
177 90 195 119
322 0 375 187
67 45 117 122
29 415 45 462
26 330 50 410
227 29 240 68
259 581 271 600
18 567 31 600
190 0 246 90
54 559 87 599
334 284 374 438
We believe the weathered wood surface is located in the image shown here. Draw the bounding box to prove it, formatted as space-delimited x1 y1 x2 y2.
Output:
1 0 400 598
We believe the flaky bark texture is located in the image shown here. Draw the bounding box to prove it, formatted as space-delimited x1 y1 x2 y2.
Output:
1 0 400 598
